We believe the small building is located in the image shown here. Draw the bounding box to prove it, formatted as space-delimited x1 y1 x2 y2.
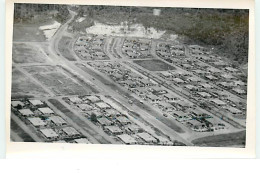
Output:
84 95 100 103
116 116 131 125
11 101 24 108
126 124 142 133
146 94 161 103
38 107 54 114
221 74 235 80
40 128 59 139
29 100 44 106
186 77 200 83
105 126 123 135
225 67 239 73
74 138 91 144
184 84 198 91
155 136 173 145
97 117 113 126
200 83 213 89
62 127 80 137
104 109 121 117
172 78 185 84
49 116 67 126
197 92 212 98
137 132 157 143
69 97 82 104
19 109 34 116
186 120 208 132
232 88 246 95
95 102 111 110
27 117 46 127
163 93 177 101
218 82 233 88
226 106 242 114
205 75 218 81
210 99 226 106
77 104 93 111
117 134 138 144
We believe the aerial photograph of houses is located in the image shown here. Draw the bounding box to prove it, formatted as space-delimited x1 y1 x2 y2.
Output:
10 3 249 147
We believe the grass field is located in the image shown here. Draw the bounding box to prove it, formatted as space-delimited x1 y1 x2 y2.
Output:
12 43 47 63
133 59 176 71
24 65 95 96
12 69 49 98
58 36 77 61
191 130 246 147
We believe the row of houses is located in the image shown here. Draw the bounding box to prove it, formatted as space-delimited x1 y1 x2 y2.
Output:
122 38 151 59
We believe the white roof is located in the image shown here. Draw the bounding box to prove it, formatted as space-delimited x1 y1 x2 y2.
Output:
137 132 157 142
117 134 137 144
97 117 112 126
19 109 34 116
85 95 100 103
126 124 141 132
197 92 211 97
116 116 131 123
77 104 93 111
40 128 59 138
27 117 46 126
11 101 24 107
232 88 246 94
228 107 242 114
69 97 82 103
39 107 54 114
74 138 90 144
49 116 67 125
29 100 43 106
95 102 110 109
62 127 80 136
105 126 123 133
211 99 226 105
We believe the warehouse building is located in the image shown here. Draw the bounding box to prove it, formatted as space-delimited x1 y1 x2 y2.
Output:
117 134 138 144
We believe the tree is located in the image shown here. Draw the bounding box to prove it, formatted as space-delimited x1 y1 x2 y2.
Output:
90 113 97 122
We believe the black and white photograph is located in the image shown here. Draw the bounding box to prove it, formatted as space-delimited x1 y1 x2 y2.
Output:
8 1 253 150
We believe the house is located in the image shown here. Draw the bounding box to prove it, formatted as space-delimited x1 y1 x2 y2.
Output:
186 76 200 83
38 107 54 115
158 102 175 112
97 117 113 126
200 83 213 89
206 118 225 131
49 116 67 126
221 74 235 80
163 93 177 102
225 67 239 73
69 97 82 104
40 128 59 139
27 117 46 127
126 124 142 133
192 69 209 76
232 88 246 95
205 75 218 81
116 116 131 125
105 126 123 135
226 106 242 114
104 109 121 117
11 100 24 108
95 102 111 110
77 104 93 111
137 132 157 143
218 82 233 89
207 67 222 74
159 71 173 79
117 134 138 144
29 100 44 106
233 80 246 86
62 127 80 137
172 78 185 84
88 110 103 118
74 138 91 144
19 109 34 116
84 95 100 103
197 92 212 98
184 84 198 91
210 99 226 106
181 64 193 69
155 136 173 145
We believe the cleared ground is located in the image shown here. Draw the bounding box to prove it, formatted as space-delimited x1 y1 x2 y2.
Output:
191 130 246 147
133 59 176 71
12 43 47 63
58 36 77 61
11 119 35 142
12 69 49 98
13 24 46 42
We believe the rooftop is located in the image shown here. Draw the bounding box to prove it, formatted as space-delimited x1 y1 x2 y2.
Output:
27 117 46 126
19 109 34 116
38 107 54 114
29 100 44 106
117 134 137 144
62 127 80 136
40 128 59 138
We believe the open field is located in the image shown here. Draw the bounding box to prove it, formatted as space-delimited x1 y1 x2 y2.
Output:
24 65 96 96
13 24 46 42
191 130 246 147
58 36 77 61
133 59 176 71
12 43 47 63
12 69 49 98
